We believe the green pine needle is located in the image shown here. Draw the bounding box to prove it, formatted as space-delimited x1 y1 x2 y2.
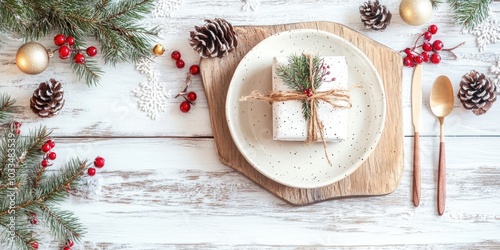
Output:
448 0 492 29
0 119 91 249
0 0 158 85
0 94 15 124
430 0 444 9
275 54 326 120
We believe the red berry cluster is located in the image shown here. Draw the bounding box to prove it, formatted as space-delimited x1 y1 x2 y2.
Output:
54 34 97 64
170 50 201 113
28 211 37 225
87 156 105 176
62 239 74 250
40 139 57 168
401 24 463 67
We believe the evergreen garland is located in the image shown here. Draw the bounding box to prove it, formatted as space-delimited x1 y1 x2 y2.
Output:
275 54 326 120
0 0 159 86
0 93 92 250
432 0 495 29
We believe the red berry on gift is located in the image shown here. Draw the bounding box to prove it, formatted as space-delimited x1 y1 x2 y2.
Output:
66 36 75 46
41 143 51 153
73 53 85 64
428 24 438 34
59 46 71 59
54 34 66 46
176 59 185 69
189 65 200 75
66 240 74 247
403 56 413 67
41 160 49 168
30 242 39 249
86 46 97 57
432 40 444 51
171 51 181 60
180 101 191 113
187 92 197 102
87 167 96 176
423 31 432 40
48 152 57 160
422 42 433 52
94 156 105 168
430 53 441 64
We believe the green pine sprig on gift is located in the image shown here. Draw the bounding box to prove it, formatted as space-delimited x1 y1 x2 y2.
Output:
0 94 92 250
432 0 494 29
0 0 159 86
275 54 327 120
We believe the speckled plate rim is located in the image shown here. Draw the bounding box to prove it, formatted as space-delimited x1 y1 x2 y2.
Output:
225 29 386 189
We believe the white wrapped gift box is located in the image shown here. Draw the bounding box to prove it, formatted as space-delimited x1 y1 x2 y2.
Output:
272 56 349 141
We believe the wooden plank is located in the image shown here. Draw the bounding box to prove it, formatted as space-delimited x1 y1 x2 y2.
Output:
200 21 404 205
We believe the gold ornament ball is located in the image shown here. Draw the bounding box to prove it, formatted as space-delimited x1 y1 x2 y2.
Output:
153 44 165 56
399 0 433 26
16 42 51 75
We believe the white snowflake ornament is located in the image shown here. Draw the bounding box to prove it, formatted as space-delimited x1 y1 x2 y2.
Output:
491 60 500 94
133 71 171 120
73 176 103 199
470 16 500 52
152 0 184 17
135 57 154 75
242 0 260 11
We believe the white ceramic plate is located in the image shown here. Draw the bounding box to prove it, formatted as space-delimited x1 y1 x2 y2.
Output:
225 29 386 189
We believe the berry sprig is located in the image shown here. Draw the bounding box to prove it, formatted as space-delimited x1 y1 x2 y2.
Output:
12 121 21 135
40 139 57 168
62 239 74 250
168 50 201 113
400 24 464 67
87 156 105 176
53 34 98 65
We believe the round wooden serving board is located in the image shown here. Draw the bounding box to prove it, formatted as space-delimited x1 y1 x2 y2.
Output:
200 21 403 205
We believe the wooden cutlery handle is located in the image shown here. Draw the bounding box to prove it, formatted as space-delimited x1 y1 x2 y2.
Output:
413 132 420 207
437 142 446 215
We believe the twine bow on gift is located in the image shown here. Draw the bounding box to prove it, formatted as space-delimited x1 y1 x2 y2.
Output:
240 54 352 165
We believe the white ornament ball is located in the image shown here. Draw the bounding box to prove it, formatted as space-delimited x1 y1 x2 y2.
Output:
399 0 433 26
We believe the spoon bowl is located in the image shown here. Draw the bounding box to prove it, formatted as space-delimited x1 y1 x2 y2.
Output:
429 75 454 216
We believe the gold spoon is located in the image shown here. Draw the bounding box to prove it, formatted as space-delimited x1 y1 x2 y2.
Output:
429 75 454 216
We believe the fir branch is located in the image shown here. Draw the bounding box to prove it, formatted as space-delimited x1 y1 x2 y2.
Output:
0 93 15 124
448 0 492 29
431 0 444 9
38 204 86 242
71 59 103 86
0 219 37 250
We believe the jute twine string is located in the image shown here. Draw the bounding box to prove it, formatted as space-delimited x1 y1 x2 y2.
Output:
240 55 351 165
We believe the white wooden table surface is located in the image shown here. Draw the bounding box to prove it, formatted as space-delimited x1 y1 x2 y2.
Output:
1 0 499 249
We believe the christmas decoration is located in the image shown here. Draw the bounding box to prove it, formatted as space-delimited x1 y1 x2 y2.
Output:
0 0 159 85
189 65 200 75
151 0 184 17
457 70 497 115
0 96 101 249
153 44 165 56
30 79 65 118
52 34 98 65
188 18 238 58
431 0 495 30
241 54 352 165
242 0 260 11
399 0 433 26
468 16 500 52
399 24 464 67
171 51 181 60
133 70 171 120
359 0 392 31
175 73 198 113
94 156 105 168
15 42 52 75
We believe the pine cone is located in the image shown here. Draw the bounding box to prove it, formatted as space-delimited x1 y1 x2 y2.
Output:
30 79 65 118
359 0 392 31
189 18 238 58
457 70 497 115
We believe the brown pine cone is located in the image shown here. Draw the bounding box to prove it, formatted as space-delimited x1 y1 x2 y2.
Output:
188 18 238 58
457 70 497 115
359 0 392 31
30 79 65 118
